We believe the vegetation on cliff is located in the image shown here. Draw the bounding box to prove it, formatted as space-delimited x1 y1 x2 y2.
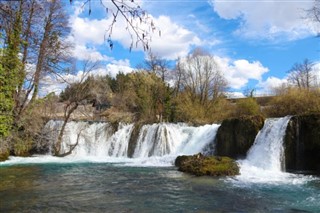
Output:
175 153 239 176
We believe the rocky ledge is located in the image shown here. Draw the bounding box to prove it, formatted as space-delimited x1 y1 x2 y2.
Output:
175 153 239 176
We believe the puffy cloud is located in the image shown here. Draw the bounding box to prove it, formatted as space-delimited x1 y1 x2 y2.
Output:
105 64 133 78
71 43 113 62
210 0 316 40
214 56 269 89
257 76 288 95
68 2 200 60
146 16 201 60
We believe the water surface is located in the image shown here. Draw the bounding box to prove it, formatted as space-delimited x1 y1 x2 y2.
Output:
1 162 319 213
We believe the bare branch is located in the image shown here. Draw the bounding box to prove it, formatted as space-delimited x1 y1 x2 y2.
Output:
74 0 160 51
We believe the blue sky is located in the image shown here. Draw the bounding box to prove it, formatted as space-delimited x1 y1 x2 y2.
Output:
43 0 320 97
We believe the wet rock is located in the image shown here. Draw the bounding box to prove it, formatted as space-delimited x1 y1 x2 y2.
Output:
175 153 239 176
214 115 265 158
285 114 320 173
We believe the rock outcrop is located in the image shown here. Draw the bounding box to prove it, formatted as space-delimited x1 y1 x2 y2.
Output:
214 115 265 158
175 153 239 176
285 114 320 173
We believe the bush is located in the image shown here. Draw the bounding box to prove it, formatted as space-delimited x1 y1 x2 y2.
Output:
0 138 10 161
235 98 260 117
175 94 234 124
266 88 320 117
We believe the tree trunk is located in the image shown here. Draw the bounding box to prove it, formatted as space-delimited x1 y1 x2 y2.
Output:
53 102 78 156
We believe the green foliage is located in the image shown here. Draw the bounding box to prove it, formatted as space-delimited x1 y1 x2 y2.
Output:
60 76 96 103
0 2 23 138
105 71 174 122
12 134 33 157
266 88 320 117
235 98 261 117
0 63 14 137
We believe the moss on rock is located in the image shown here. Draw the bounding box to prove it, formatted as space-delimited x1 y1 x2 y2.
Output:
215 115 264 158
175 153 239 176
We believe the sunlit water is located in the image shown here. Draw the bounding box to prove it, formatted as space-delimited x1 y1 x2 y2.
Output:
1 160 319 212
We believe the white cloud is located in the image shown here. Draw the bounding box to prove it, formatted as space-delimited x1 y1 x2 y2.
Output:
147 16 201 60
214 56 269 89
67 3 112 62
69 17 107 46
257 76 288 95
39 63 134 96
71 43 113 62
210 0 316 40
68 2 201 60
105 64 133 78
225 92 245 99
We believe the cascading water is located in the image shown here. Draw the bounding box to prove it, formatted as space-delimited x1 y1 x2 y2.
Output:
133 123 220 158
245 116 291 171
41 120 220 166
43 120 134 158
235 116 298 183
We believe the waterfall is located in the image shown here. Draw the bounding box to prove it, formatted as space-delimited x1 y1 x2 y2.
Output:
133 123 220 158
245 116 291 171
42 120 220 165
43 120 133 158
236 116 292 183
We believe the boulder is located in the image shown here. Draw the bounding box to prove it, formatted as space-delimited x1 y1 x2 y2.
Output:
175 153 239 176
0 151 9 162
214 115 264 158
285 114 320 173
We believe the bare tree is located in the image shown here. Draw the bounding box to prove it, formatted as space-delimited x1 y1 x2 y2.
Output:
141 52 170 81
0 0 72 125
310 0 320 24
243 87 256 98
54 60 99 156
287 59 316 90
176 49 228 105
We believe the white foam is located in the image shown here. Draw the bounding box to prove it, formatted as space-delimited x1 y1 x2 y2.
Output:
2 121 220 167
229 116 317 185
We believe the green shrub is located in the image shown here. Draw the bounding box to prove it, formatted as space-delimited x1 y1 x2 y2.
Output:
12 135 33 157
235 98 260 117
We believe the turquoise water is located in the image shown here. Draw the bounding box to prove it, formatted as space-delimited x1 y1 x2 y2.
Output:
1 162 319 212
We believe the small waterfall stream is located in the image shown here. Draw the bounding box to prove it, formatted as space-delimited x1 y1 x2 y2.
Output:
245 116 292 171
236 116 295 183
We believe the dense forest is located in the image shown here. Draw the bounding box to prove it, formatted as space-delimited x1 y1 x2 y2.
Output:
0 0 319 159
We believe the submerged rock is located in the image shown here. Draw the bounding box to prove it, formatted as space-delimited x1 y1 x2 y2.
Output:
175 153 239 176
214 115 265 158
285 114 320 173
